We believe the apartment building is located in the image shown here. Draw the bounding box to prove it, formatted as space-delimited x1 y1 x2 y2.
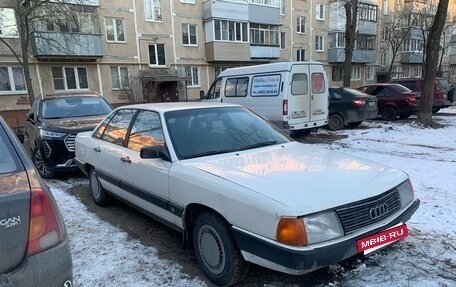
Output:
0 0 454 127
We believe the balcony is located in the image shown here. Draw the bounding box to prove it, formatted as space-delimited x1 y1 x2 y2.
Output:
328 48 376 63
32 31 103 60
203 0 280 25
250 45 280 59
400 52 423 64
205 42 251 62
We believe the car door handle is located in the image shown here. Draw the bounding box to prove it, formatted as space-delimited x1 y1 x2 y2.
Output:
120 156 131 163
93 147 101 152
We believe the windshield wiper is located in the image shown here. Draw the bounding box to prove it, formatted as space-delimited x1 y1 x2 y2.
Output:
185 148 238 159
238 141 278 151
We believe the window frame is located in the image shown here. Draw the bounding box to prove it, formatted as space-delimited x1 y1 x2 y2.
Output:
105 17 126 43
144 0 163 22
0 66 27 94
182 23 198 46
297 16 306 34
315 35 324 52
185 66 200 87
148 44 166 67
0 8 19 38
316 4 325 21
110 66 130 90
51 66 89 91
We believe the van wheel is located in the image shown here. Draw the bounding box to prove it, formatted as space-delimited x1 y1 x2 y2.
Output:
32 147 55 179
89 168 110 206
193 212 249 286
381 107 397 121
327 114 345 131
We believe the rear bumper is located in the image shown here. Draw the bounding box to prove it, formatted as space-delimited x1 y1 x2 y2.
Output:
345 109 378 123
232 199 420 275
0 237 73 287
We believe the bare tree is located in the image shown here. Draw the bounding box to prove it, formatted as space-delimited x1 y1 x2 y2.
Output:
343 0 358 87
0 0 90 104
417 0 449 126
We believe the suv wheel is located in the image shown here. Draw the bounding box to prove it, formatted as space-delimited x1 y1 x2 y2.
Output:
32 147 55 179
327 114 345 131
381 107 397 121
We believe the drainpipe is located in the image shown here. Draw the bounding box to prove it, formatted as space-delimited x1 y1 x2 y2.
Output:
97 63 104 97
132 0 141 70
35 64 44 98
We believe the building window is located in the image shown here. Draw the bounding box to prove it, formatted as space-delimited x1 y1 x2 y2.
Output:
145 0 163 22
380 52 387 66
214 20 248 42
358 3 377 22
185 66 199 87
280 0 286 15
332 66 343 81
297 16 306 34
182 24 197 46
402 66 410 78
105 18 125 42
250 24 279 45
391 66 398 79
316 4 324 20
148 44 166 66
315 36 324 52
414 67 422 77
180 0 195 3
0 66 26 93
280 32 286 50
366 66 375 80
382 27 388 41
356 35 375 50
329 32 345 48
297 49 306 61
383 0 389 14
351 66 361 80
215 66 231 79
52 67 89 91
0 8 18 38
110 66 129 90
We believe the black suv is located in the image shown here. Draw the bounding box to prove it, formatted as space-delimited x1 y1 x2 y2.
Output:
25 93 113 178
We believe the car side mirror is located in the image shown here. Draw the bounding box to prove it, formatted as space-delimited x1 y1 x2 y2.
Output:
199 90 205 101
140 145 170 161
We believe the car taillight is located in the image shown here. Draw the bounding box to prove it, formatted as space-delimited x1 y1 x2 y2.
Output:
434 80 440 91
405 95 416 104
283 99 288 115
351 98 366 107
27 188 64 256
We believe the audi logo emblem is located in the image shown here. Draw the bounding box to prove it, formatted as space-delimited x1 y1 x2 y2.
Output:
369 203 389 219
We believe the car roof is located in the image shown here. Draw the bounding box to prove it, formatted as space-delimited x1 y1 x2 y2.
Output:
42 93 102 100
117 102 242 113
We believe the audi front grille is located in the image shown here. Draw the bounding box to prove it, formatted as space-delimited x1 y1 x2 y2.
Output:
336 188 401 234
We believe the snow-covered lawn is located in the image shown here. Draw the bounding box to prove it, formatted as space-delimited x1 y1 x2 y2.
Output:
47 106 456 287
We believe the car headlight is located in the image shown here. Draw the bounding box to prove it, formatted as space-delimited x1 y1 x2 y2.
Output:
40 130 67 139
398 179 414 207
276 212 344 246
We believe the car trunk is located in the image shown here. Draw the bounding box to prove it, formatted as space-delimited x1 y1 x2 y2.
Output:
0 171 31 275
364 96 378 112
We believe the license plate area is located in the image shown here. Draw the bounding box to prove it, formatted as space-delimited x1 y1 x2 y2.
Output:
357 224 408 255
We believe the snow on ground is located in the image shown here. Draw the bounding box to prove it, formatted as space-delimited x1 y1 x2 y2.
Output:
47 106 456 287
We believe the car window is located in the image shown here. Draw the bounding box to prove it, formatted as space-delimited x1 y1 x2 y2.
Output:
225 77 249 97
0 134 17 174
165 107 290 160
100 109 136 146
127 111 164 152
371 86 386 96
207 78 222 99
41 96 112 119
392 84 412 93
330 90 343 100
291 73 308 95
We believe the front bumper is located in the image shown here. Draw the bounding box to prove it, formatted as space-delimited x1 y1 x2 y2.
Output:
232 199 420 275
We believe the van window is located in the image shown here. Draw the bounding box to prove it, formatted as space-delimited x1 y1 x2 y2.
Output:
225 77 249 97
251 74 281 97
291 73 308 95
312 73 325 94
207 78 222 99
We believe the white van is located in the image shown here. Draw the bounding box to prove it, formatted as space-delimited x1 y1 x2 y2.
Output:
200 61 328 135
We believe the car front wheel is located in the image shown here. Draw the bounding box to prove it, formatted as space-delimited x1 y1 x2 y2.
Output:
193 212 249 286
32 147 55 179
89 168 110 206
381 106 397 121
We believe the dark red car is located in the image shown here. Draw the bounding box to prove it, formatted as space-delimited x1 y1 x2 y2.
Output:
391 78 452 113
356 83 419 121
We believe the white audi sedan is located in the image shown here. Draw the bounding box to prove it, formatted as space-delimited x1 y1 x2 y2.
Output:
75 102 419 286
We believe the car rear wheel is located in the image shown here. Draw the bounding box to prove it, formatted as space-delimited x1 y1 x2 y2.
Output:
89 168 110 206
327 114 345 131
32 147 55 179
381 107 397 121
193 212 249 286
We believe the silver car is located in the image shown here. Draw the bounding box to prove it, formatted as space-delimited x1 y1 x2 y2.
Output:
0 116 73 287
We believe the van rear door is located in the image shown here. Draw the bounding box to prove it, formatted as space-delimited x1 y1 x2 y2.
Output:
287 64 311 128
309 64 329 123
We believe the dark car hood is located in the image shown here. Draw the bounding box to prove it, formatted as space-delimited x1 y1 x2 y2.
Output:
40 115 105 133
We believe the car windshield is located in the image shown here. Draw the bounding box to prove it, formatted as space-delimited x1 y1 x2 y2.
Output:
165 106 290 160
41 96 113 119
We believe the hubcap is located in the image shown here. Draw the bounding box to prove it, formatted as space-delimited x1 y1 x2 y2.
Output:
90 172 101 199
198 225 225 275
